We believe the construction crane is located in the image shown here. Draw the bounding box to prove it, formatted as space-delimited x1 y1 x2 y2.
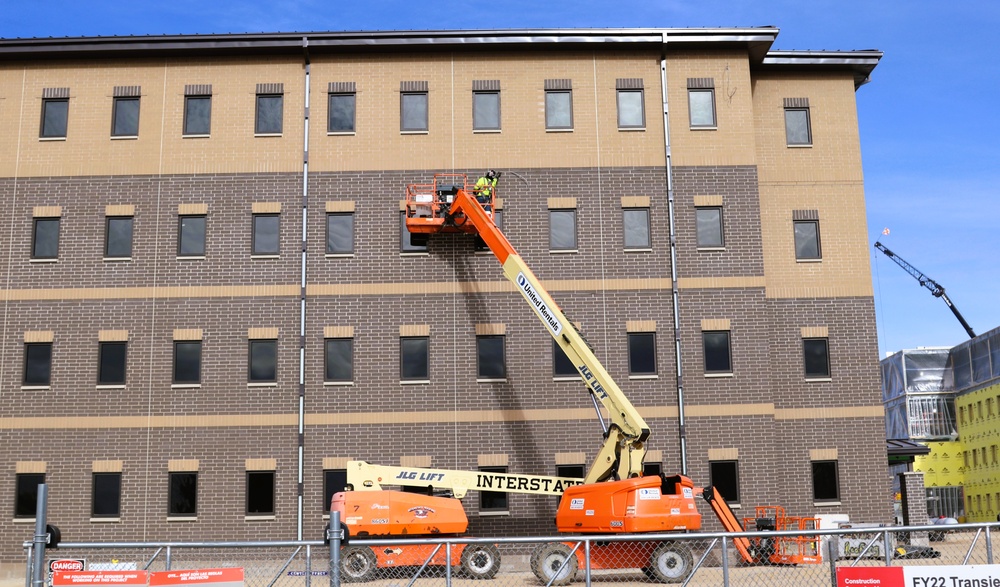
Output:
874 241 976 339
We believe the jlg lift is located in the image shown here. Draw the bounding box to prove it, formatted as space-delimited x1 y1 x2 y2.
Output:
741 506 821 565
332 175 752 584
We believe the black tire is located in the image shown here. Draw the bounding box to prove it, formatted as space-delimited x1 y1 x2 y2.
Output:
648 542 693 583
461 543 501 579
340 545 377 583
530 543 577 586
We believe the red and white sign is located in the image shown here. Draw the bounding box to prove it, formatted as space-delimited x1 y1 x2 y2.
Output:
50 560 86 573
838 565 1000 587
52 571 148 586
150 568 243 587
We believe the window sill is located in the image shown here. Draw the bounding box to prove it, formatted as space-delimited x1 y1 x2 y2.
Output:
478 510 510 517
90 517 121 523
177 255 206 261
697 247 726 252
473 129 502 134
171 383 201 389
628 374 659 380
813 501 841 507
400 252 430 257
183 134 211 139
326 253 354 258
103 257 132 262
401 379 430 385
13 518 36 523
251 254 280 259
327 131 356 136
618 127 646 132
690 126 718 131
254 133 283 138
244 515 276 521
39 137 67 142
806 377 832 383
796 258 822 263
400 130 429 135
545 128 574 133
21 385 51 390
553 376 581 382
787 143 813 148
248 382 277 387
96 384 126 389
477 378 507 384
324 381 354 386
624 248 652 253
29 258 58 263
549 249 578 254
167 516 198 522
704 373 734 378
111 135 138 140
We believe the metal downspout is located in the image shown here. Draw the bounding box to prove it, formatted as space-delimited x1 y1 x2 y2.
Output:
660 41 688 475
297 36 311 540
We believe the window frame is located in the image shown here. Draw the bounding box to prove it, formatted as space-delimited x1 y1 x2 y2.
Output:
478 466 509 513
245 470 276 516
98 341 128 385
328 92 356 133
323 469 348 514
627 332 657 376
549 209 577 252
251 213 280 256
616 89 645 129
400 212 428 253
553 340 577 378
172 341 202 385
785 107 812 146
326 212 354 255
695 207 725 249
40 98 69 139
811 460 840 503
688 88 717 128
168 471 198 517
324 338 354 384
105 216 134 259
709 460 740 505
177 215 207 257
255 94 284 135
248 339 278 384
15 473 45 518
623 208 651 250
23 342 53 387
183 94 212 136
702 330 732 375
803 337 831 379
545 90 573 130
400 91 429 132
793 219 822 260
111 96 140 137
400 336 430 382
476 335 507 381
555 464 585 506
32 217 60 260
92 471 122 518
473 91 501 131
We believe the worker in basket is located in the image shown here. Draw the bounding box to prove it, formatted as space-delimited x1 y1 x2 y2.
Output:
474 169 501 212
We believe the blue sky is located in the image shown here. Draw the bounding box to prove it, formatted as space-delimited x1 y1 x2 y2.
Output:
4 1 998 357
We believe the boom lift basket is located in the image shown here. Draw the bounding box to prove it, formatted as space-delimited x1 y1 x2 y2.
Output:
405 173 496 235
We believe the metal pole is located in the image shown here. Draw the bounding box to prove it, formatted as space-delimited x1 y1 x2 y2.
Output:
30 484 47 587
330 511 341 587
720 536 729 587
583 539 591 587
882 530 893 566
305 545 311 587
24 544 33 587
827 535 838 587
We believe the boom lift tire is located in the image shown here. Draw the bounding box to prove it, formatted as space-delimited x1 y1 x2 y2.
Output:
648 542 693 583
460 543 502 579
340 546 377 583
531 543 578 586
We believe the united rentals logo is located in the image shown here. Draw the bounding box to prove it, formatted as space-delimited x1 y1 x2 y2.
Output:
516 272 562 336
408 506 434 518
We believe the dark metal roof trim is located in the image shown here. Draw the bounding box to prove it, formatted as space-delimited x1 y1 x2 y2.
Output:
887 439 931 457
760 50 884 89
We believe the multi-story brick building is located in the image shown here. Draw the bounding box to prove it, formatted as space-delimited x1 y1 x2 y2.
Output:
0 27 887 567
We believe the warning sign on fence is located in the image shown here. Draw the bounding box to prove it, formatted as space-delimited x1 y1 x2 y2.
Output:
149 568 243 587
52 571 148 586
838 565 1000 587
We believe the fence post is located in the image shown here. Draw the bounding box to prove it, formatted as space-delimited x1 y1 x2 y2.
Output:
583 539 591 587
721 535 730 587
30 484 48 587
986 525 993 565
329 511 341 587
305 545 312 587
827 534 838 587
882 530 893 566
165 546 172 571
24 543 33 587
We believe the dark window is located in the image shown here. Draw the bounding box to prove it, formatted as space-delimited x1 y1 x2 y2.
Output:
545 90 573 129
642 461 662 476
549 209 577 251
400 336 429 381
41 99 68 138
168 471 197 516
249 339 277 383
324 338 353 383
324 469 347 513
15 473 45 518
478 466 509 512
256 94 283 134
326 213 354 255
811 461 840 502
474 209 502 252
98 341 127 385
92 472 122 518
173 341 202 384
703 331 732 374
105 216 134 258
688 89 716 127
804 338 831 378
246 471 275 515
709 461 740 504
183 95 211 135
555 464 585 505
628 332 656 375
328 93 356 133
623 209 650 249
401 92 428 132
477 335 506 380
617 90 644 128
696 208 724 248
252 214 280 255
32 218 60 259
473 92 500 131
785 108 812 145
112 97 140 137
178 215 206 257
553 341 577 377
401 212 428 253
794 220 821 260
23 343 52 386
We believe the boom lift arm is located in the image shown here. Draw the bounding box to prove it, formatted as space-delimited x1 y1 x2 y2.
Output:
874 241 976 339
406 176 650 484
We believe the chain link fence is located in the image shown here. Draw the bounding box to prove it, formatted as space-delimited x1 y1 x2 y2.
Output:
25 522 998 587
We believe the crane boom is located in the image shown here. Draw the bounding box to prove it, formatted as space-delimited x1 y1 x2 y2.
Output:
874 241 976 339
